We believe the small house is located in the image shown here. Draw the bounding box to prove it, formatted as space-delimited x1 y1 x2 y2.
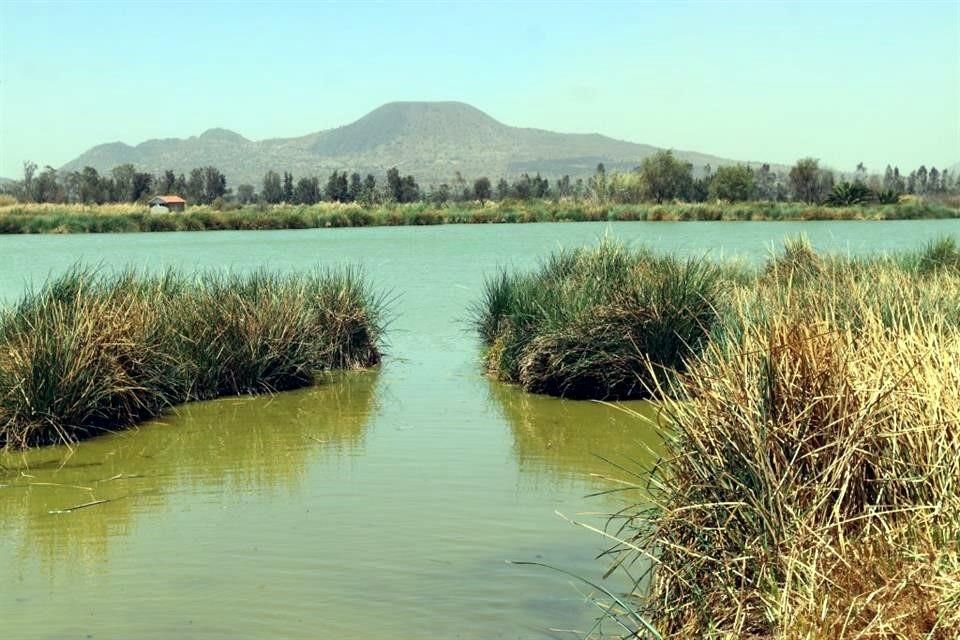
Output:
148 195 187 213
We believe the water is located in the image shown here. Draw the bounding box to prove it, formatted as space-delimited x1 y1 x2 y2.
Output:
0 220 956 639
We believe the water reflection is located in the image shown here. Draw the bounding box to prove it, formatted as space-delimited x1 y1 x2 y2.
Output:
489 380 664 487
0 371 379 570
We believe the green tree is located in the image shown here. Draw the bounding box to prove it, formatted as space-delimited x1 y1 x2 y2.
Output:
262 170 283 204
348 173 362 202
854 162 867 185
638 150 693 203
589 162 608 202
158 170 177 195
788 158 833 203
63 170 82 203
22 161 37 202
237 184 256 204
452 171 467 202
753 164 780 201
186 168 205 203
400 175 420 203
496 178 510 201
916 166 928 194
883 165 895 191
282 172 294 202
202 167 227 203
131 171 154 202
112 164 137 201
294 177 320 204
709 165 755 202
360 174 377 205
473 177 492 204
532 173 549 198
386 168 402 202
325 170 349 202
512 173 532 200
33 166 62 203
80 166 104 204
431 183 451 205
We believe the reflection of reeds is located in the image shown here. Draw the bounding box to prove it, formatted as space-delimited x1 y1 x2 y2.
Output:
595 254 960 638
0 266 385 448
489 380 662 486
0 370 379 571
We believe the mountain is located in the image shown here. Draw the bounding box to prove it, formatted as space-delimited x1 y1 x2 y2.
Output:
62 101 753 186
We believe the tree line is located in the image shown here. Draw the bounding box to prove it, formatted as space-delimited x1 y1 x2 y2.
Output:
590 153 957 206
5 162 229 206
3 154 957 207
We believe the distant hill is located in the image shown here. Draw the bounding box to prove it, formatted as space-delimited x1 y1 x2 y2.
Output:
62 101 764 186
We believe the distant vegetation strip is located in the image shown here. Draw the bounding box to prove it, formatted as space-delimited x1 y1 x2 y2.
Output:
0 200 957 234
0 267 385 449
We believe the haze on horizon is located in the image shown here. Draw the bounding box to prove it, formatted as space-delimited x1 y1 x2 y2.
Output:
0 0 957 179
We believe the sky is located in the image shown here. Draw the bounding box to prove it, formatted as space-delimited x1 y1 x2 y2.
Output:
0 0 957 178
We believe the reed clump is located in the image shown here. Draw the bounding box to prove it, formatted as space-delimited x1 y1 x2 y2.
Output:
473 241 732 399
0 267 385 448
597 261 960 639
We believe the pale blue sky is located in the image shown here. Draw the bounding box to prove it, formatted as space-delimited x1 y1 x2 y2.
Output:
1 0 957 178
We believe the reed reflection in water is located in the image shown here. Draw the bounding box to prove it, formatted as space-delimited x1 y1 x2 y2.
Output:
0 370 380 573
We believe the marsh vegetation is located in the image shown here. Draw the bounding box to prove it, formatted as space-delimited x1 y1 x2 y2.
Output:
0 199 956 234
484 236 960 638
0 267 384 448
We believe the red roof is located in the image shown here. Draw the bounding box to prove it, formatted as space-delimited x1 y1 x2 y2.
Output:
154 195 186 204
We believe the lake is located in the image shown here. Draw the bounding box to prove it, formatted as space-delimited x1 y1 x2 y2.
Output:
1 219 956 639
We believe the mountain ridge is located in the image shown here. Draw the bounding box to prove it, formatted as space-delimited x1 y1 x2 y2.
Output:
61 101 766 186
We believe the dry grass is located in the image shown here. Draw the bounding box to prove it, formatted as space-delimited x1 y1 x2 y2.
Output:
598 267 960 639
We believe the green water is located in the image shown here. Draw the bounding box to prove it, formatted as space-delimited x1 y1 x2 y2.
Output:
1 220 956 639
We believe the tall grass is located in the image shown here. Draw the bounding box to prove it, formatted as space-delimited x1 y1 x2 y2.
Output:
473 241 733 399
527 240 957 638
0 266 385 448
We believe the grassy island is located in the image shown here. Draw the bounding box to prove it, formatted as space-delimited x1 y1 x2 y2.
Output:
0 267 385 448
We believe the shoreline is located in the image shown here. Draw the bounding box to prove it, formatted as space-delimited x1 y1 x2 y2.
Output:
0 201 956 234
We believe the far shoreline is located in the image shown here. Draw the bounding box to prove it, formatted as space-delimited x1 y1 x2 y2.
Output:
0 200 957 235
